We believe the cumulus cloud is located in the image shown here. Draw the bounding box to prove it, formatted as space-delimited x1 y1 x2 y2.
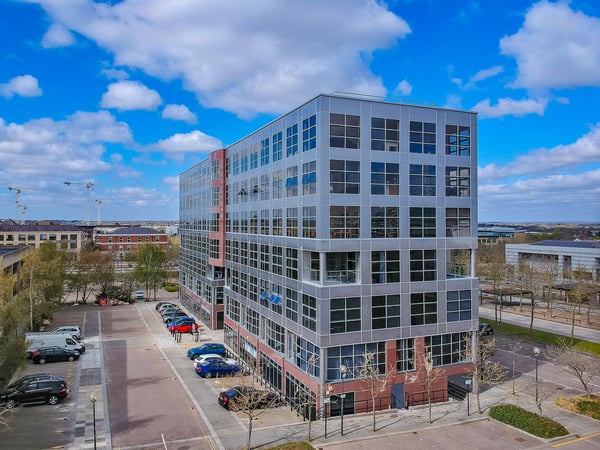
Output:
473 97 547 118
479 123 600 181
500 1 600 90
162 104 197 123
100 80 162 111
155 130 222 154
163 175 180 191
393 79 412 96
41 23 75 48
30 0 410 117
0 75 43 98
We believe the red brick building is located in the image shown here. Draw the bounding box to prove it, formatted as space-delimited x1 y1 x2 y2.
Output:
94 227 168 255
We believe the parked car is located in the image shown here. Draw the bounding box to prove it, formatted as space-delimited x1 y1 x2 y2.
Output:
217 386 280 410
52 326 82 339
195 360 240 378
169 318 198 334
1 379 69 407
193 354 237 369
187 343 226 359
159 305 180 316
4 373 63 391
134 290 145 300
155 301 176 311
163 311 188 324
479 323 494 335
32 346 81 364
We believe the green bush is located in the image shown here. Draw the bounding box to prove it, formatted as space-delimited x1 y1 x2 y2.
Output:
577 400 600 420
489 404 568 439
163 283 179 292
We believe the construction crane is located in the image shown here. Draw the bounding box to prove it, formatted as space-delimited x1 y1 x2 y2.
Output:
64 181 95 225
95 199 103 225
8 186 33 221
18 204 27 224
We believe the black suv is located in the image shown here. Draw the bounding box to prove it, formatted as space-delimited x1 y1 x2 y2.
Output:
5 373 63 391
2 379 69 407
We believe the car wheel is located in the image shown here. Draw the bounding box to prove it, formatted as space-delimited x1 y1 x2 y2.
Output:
39 358 46 365
205 371 213 378
68 356 75 362
6 399 16 408
48 395 59 405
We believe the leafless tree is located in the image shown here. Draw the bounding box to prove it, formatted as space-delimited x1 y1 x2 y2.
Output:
547 338 600 399
464 333 506 413
524 380 560 416
406 351 443 423
516 262 557 333
508 340 525 395
356 351 395 431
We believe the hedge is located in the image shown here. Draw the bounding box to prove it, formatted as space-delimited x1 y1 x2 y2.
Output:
489 404 568 439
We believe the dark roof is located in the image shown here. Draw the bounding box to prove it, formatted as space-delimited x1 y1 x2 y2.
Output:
532 240 600 249
0 221 81 232
0 246 28 257
106 227 165 236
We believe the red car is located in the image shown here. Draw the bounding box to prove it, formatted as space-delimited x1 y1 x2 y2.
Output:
168 318 199 334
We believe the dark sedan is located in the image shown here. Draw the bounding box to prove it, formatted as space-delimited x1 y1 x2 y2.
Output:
218 386 280 410
32 346 81 364
187 343 226 359
195 360 240 378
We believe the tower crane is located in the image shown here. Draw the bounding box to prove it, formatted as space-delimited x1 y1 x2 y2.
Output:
64 181 95 225
8 186 33 221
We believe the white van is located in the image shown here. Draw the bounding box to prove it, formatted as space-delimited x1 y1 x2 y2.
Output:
25 332 86 357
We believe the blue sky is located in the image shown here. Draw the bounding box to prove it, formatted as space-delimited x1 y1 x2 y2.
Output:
1 0 599 223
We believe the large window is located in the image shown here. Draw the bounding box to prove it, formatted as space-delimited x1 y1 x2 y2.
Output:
371 250 400 283
272 246 283 275
286 165 298 197
409 164 436 196
260 174 269 201
409 121 436 154
330 206 360 239
330 113 360 149
287 124 299 156
446 125 470 156
426 333 469 367
264 318 285 353
286 247 298 279
260 244 270 271
261 137 270 166
330 297 361 334
372 294 400 329
410 207 436 238
286 208 298 237
410 249 436 281
272 131 283 162
272 209 282 236
260 209 269 235
446 208 471 237
396 339 415 372
445 166 470 197
371 162 399 195
410 292 437 325
371 207 399 238
302 115 317 151
371 117 399 151
250 145 258 169
286 288 298 322
303 206 316 238
302 160 316 195
302 294 317 331
245 308 259 336
272 170 283 199
288 333 320 377
447 290 472 322
326 342 385 381
330 160 360 194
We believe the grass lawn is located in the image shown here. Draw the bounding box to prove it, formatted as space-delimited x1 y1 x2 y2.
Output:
556 395 600 420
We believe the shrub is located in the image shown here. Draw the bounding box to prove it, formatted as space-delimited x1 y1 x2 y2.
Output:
163 283 179 292
576 400 600 420
489 404 568 439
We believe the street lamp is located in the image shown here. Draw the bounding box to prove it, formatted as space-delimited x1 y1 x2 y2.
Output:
340 364 347 436
89 391 97 450
533 347 540 405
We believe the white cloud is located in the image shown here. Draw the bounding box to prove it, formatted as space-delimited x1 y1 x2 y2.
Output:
500 1 600 90
41 23 75 48
100 80 162 111
162 104 197 123
102 68 130 81
0 75 43 98
392 79 412 96
468 66 503 85
31 0 410 117
479 123 600 181
163 175 180 191
473 97 547 118
155 130 222 154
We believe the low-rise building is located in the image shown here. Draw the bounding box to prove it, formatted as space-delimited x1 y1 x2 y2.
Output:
94 226 169 255
0 220 83 251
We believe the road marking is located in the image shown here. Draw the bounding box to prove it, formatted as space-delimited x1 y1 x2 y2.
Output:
551 431 600 447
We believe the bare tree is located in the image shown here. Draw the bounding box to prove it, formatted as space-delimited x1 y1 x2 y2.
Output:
508 340 525 395
525 380 559 416
464 333 506 413
547 338 600 399
356 352 395 431
406 351 443 423
516 262 557 333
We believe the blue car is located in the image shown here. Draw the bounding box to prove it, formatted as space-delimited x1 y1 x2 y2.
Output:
166 316 194 329
187 343 226 359
195 360 239 378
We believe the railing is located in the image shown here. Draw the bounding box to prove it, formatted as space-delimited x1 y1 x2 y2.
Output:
405 388 447 407
324 270 357 285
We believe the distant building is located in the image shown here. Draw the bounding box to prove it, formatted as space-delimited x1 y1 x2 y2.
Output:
94 226 169 255
505 240 600 281
1 245 30 276
478 226 527 244
0 220 83 251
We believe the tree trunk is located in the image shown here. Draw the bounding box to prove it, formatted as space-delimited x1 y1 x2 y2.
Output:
246 418 253 450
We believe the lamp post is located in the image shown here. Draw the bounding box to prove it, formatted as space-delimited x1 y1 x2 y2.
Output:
533 347 540 406
340 364 347 436
89 391 97 450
